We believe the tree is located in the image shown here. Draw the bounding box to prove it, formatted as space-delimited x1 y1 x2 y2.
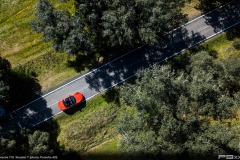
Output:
118 51 240 159
184 123 240 160
195 0 229 11
232 38 240 50
221 56 240 94
28 130 53 155
117 112 160 159
0 129 29 155
0 76 9 107
31 0 187 54
0 129 53 156
0 56 10 108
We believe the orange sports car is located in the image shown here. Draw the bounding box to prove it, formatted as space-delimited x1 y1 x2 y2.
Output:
58 92 84 111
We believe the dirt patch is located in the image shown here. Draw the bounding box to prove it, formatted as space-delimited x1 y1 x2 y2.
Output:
80 135 120 156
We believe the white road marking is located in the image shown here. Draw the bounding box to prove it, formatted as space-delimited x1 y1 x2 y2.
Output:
23 85 91 117
25 102 58 117
4 0 236 119
166 0 236 35
83 21 240 104
156 21 240 67
31 111 63 128
13 0 237 115
3 44 146 117
30 20 240 128
1 1 239 129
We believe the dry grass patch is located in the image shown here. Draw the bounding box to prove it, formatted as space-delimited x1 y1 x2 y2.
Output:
57 105 117 152
40 69 79 91
182 0 201 20
55 92 121 152
80 135 122 160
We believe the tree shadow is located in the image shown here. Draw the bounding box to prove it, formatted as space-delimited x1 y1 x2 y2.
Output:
191 44 218 58
68 45 142 73
82 26 207 92
203 0 240 35
67 53 98 73
0 56 56 135
67 0 239 94
7 69 42 113
226 25 240 40
84 45 148 92
0 56 44 114
102 88 120 106
195 0 231 13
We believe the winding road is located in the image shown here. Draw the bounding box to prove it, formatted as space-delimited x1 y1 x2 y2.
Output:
1 0 240 133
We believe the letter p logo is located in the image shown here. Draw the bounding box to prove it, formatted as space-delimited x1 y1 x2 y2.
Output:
219 155 226 159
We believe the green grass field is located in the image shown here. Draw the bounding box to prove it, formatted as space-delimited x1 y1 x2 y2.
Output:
80 136 121 160
80 29 240 158
1 0 240 158
0 0 81 92
0 0 208 92
184 25 240 60
80 23 240 160
36 88 123 154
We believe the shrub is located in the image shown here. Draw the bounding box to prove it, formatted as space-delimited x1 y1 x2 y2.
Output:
232 38 240 50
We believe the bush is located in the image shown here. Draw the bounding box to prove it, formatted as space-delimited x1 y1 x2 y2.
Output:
232 38 240 50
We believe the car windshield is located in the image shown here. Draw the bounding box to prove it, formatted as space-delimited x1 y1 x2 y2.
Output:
63 96 76 107
70 96 76 104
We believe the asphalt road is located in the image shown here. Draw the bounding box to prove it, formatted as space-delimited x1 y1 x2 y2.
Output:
0 0 240 133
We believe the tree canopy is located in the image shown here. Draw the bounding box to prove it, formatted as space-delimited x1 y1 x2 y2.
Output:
30 0 187 54
0 56 10 108
0 129 53 156
195 0 230 11
118 51 240 159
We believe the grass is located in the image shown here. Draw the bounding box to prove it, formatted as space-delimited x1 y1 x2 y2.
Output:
80 135 122 160
87 136 120 155
1 0 240 157
0 0 219 93
182 25 240 60
0 0 82 92
35 88 123 154
56 98 117 152
81 16 240 160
